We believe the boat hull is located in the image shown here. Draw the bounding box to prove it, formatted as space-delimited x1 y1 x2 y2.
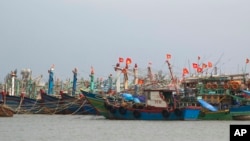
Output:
230 105 250 112
0 94 41 114
0 104 14 117
60 93 97 115
198 110 232 120
81 90 113 118
81 90 200 120
232 115 250 120
106 105 200 120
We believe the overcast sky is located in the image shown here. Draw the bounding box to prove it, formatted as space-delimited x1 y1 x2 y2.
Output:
0 0 250 83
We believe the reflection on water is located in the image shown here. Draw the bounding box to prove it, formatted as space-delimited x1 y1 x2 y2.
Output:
0 115 248 141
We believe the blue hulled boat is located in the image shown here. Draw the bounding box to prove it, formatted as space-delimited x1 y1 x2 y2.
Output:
0 92 41 114
60 91 98 115
82 89 201 120
108 88 201 120
37 89 98 115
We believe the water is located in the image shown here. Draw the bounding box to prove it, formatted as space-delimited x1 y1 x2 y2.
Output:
0 114 249 141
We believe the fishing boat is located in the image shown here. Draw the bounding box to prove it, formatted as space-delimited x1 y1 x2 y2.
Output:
196 98 233 120
232 115 250 120
81 89 201 120
36 89 62 114
0 104 15 117
37 89 98 115
103 88 201 120
80 89 115 118
198 109 232 120
182 66 250 120
59 91 98 115
81 56 201 120
0 91 41 114
229 104 250 118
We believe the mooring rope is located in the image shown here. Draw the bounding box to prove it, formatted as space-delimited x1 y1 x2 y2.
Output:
15 96 24 114
71 99 87 115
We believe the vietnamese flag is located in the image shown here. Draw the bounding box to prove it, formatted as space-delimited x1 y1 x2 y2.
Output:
119 57 124 63
138 79 144 84
208 62 213 68
182 68 189 75
126 58 132 65
197 67 203 73
166 54 171 60
192 63 198 68
202 63 207 68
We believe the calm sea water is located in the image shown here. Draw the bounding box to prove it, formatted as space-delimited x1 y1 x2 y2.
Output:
0 114 248 141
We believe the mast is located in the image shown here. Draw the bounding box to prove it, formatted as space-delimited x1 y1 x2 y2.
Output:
165 54 179 94
10 70 17 96
147 65 153 83
124 58 132 90
165 54 180 110
108 74 113 93
114 57 132 91
133 63 139 94
166 60 178 94
72 68 77 96
115 63 121 93
89 66 95 92
48 65 54 95
123 64 128 90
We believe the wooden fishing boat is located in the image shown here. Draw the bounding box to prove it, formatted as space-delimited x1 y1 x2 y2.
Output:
182 72 250 120
80 89 114 118
81 55 202 120
59 91 98 115
0 104 14 117
37 89 98 114
82 88 201 120
232 115 250 120
0 92 41 114
108 88 201 120
36 89 61 114
198 109 232 120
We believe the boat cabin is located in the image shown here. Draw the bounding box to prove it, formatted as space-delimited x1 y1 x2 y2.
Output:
182 73 249 109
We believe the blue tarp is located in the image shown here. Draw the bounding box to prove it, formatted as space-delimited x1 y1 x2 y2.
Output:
133 98 141 103
198 99 218 112
242 90 250 96
120 93 146 103
121 93 134 101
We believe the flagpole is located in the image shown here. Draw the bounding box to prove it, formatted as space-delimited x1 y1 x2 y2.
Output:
244 58 249 84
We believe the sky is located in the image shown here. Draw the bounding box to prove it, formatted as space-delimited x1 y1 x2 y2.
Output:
0 0 250 83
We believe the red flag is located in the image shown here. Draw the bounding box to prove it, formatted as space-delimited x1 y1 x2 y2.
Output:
182 68 189 75
197 67 203 73
192 63 198 68
166 54 171 60
119 57 124 63
246 58 249 64
138 79 144 84
202 63 207 68
208 62 213 68
126 58 132 65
